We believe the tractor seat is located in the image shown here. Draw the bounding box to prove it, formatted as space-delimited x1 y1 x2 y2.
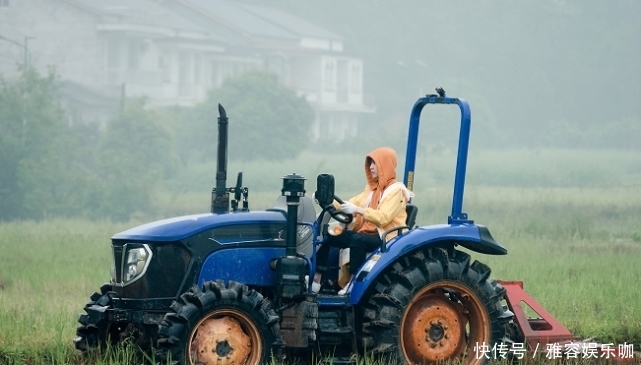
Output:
383 203 418 237
380 203 418 244
405 203 418 229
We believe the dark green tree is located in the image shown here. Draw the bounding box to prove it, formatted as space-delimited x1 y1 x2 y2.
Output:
186 70 314 162
94 97 177 221
0 67 86 220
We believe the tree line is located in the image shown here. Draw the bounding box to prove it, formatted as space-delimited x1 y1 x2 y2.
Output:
0 68 313 221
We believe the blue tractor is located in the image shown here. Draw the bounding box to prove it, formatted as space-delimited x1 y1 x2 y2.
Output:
75 90 512 364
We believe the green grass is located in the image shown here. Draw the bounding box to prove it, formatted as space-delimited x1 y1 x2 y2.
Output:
1 148 641 364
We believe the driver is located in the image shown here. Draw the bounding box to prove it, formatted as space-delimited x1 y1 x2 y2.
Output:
313 147 414 294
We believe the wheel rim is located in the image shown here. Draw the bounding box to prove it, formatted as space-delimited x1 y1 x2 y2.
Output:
400 281 491 365
187 309 263 365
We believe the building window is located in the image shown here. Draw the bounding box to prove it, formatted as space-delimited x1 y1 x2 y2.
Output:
107 39 120 70
159 54 171 83
323 59 336 92
221 60 234 80
194 54 202 86
178 52 191 96
350 61 362 94
128 40 139 70
210 60 220 86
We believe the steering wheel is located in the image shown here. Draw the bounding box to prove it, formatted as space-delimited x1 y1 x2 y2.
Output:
324 195 353 224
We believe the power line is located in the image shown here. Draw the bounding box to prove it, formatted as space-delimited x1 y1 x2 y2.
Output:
0 33 33 67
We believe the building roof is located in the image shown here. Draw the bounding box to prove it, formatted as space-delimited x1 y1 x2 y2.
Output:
158 0 342 51
68 0 343 51
177 0 298 40
66 0 225 41
238 3 342 41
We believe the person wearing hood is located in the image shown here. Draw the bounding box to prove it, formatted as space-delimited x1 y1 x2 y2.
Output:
313 147 414 294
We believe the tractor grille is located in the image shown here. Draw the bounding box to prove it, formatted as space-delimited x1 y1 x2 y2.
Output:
111 240 191 299
112 245 123 283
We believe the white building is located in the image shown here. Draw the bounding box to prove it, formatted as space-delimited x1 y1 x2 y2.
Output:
0 0 375 140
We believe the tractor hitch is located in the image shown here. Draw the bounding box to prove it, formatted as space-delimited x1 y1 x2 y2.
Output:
500 280 634 362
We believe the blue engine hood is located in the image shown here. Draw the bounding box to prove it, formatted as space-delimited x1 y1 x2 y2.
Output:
112 211 287 242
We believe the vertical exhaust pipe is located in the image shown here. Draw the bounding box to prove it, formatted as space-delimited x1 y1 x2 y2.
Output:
212 104 229 214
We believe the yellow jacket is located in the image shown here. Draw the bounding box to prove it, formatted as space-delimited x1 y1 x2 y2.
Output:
335 147 415 241
347 182 413 240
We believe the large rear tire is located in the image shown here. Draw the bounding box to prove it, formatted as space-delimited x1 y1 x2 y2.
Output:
361 248 510 364
156 280 282 365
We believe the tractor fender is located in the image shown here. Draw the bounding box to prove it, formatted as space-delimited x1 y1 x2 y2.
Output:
349 223 507 305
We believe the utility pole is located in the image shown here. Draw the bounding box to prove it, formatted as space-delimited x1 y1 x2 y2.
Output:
23 36 29 67
0 33 32 68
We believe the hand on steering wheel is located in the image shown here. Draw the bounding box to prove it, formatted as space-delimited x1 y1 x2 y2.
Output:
325 195 353 224
339 202 363 215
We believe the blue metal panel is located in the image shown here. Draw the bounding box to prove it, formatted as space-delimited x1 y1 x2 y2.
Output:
403 95 473 224
112 211 287 242
197 247 286 287
348 223 482 305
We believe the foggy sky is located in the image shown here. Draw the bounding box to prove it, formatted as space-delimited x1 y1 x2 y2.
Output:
264 0 641 147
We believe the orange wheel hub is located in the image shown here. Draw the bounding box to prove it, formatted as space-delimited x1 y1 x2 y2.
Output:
188 309 262 365
401 283 491 365
402 292 466 362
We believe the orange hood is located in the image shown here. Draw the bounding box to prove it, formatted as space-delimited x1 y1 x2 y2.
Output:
365 147 398 206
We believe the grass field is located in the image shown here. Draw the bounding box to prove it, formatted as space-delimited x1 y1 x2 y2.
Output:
1 148 640 364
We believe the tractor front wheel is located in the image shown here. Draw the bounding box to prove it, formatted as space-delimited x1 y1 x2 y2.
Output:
156 280 282 365
361 248 509 364
74 283 124 353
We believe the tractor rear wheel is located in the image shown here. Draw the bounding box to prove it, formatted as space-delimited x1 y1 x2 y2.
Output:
156 280 282 365
361 248 509 364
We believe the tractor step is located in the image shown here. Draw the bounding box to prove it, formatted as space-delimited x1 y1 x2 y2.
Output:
322 356 357 364
319 326 352 335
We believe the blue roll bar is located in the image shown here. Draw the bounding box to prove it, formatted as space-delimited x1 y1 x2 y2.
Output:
403 93 473 225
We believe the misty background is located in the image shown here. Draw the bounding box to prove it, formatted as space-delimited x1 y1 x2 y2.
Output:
285 0 641 148
1 0 640 222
